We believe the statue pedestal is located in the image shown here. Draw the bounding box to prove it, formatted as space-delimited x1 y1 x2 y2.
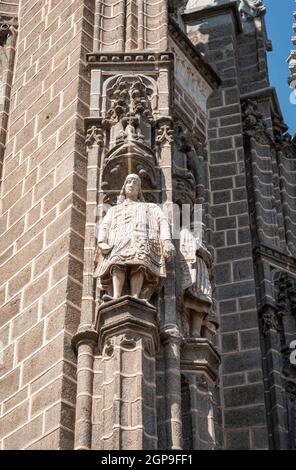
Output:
94 296 159 450
180 338 221 450
181 338 220 383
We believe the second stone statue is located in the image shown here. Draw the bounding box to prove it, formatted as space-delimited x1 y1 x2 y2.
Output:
94 174 176 305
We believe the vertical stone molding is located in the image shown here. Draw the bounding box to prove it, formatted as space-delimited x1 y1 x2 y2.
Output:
94 0 169 52
72 119 105 450
0 14 18 183
95 296 159 450
160 327 183 450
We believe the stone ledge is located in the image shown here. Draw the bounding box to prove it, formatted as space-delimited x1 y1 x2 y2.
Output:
181 337 221 384
86 52 174 67
96 296 159 352
253 244 296 276
71 326 98 352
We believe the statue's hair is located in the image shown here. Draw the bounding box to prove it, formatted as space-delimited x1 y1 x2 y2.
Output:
117 174 145 204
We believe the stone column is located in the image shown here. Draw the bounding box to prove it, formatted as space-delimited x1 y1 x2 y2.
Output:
95 296 159 450
72 122 104 450
161 328 183 450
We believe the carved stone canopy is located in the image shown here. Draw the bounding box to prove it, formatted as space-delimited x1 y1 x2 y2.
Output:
100 73 161 197
101 138 159 194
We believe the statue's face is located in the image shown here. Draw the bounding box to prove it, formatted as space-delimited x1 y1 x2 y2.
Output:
125 175 140 200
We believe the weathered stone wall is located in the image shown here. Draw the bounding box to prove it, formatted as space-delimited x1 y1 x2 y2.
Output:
182 0 296 450
0 0 94 449
0 0 295 451
184 5 269 450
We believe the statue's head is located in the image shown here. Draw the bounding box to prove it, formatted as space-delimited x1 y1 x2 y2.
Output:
118 173 145 204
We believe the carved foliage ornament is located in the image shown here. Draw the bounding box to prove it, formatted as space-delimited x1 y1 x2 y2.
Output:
85 125 105 147
103 334 153 356
241 99 267 138
99 74 159 193
261 309 282 336
156 119 174 146
276 272 296 318
107 75 154 124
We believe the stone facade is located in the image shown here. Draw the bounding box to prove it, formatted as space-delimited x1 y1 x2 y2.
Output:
0 0 295 451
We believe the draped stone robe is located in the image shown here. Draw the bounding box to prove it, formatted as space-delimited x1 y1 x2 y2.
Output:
95 200 171 291
179 228 212 305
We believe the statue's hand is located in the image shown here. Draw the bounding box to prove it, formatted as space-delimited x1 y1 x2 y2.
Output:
163 240 176 261
98 243 112 255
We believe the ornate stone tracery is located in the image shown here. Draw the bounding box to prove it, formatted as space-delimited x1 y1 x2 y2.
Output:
72 5 219 452
106 75 155 124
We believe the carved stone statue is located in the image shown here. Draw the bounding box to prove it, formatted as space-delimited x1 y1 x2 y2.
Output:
179 227 213 337
95 174 175 304
239 0 266 21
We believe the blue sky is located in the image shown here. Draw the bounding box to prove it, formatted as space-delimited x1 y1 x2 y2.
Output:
265 0 295 133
